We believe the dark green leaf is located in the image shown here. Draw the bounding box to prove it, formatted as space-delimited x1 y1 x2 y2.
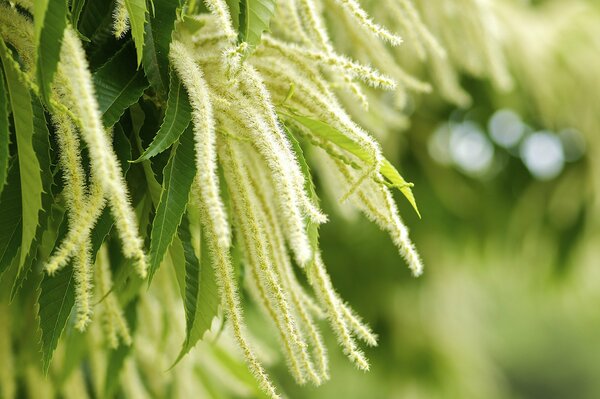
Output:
134 71 191 162
93 41 149 128
36 0 68 104
142 0 179 96
123 0 147 66
70 0 86 30
148 125 196 280
0 66 9 193
0 160 22 278
0 40 44 269
238 0 276 47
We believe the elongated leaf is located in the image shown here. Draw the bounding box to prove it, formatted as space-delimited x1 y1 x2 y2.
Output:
93 42 149 128
0 67 9 193
0 160 22 278
142 0 178 96
124 0 147 66
0 41 43 268
173 216 219 366
36 0 68 104
282 110 421 217
134 71 191 162
148 125 196 280
11 98 54 298
39 263 76 373
238 0 276 47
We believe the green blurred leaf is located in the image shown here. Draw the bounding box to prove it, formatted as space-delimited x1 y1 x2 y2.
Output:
148 125 196 280
134 71 191 162
0 41 43 269
238 0 276 47
93 41 149 127
35 0 68 104
123 0 147 66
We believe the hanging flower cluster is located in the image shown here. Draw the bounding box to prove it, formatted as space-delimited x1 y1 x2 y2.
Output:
0 0 525 396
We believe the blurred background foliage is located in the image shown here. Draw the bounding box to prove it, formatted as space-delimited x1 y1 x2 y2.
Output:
270 0 600 398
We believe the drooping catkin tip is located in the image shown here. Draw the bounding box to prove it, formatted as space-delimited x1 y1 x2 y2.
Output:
135 255 148 279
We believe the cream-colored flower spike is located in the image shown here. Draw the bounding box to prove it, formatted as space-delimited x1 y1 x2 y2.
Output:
169 40 232 249
59 28 148 278
112 0 130 39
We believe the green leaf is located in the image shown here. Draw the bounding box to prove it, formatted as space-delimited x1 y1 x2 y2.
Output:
226 0 240 30
38 263 76 373
123 0 148 66
148 125 196 280
0 160 22 278
238 0 276 47
134 71 192 162
173 216 219 366
142 0 179 96
35 0 68 104
93 41 149 128
11 97 54 298
0 41 44 268
282 110 421 217
0 66 9 193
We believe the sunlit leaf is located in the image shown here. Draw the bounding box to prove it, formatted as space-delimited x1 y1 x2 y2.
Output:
123 0 147 66
282 109 421 217
238 0 276 47
35 0 68 104
0 41 43 268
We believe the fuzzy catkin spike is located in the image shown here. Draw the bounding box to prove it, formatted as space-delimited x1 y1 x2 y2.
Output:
112 0 130 39
245 161 330 381
217 91 313 266
59 28 148 278
169 41 231 248
334 0 403 46
309 252 370 370
241 64 327 224
97 245 132 347
73 242 93 330
263 36 397 90
221 138 321 385
202 0 237 40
